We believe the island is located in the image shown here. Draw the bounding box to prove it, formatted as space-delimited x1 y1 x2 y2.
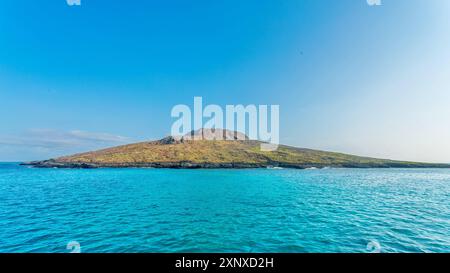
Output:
22 129 450 169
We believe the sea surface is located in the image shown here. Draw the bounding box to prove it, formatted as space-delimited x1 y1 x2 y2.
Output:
0 163 449 253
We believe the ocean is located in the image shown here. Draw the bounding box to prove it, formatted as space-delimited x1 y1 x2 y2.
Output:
0 163 449 253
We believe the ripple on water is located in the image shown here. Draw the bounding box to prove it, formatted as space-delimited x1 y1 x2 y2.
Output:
0 165 450 253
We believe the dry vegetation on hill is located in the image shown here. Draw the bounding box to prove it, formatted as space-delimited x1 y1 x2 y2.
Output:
25 133 450 169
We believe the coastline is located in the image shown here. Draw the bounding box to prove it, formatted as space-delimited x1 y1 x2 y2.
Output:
20 160 450 169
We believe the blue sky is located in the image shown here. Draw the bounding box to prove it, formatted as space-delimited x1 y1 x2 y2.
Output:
1 0 449 162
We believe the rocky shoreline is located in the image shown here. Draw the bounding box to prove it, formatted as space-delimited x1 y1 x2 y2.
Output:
20 160 450 169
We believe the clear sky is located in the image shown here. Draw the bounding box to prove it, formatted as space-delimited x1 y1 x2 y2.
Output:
1 0 449 162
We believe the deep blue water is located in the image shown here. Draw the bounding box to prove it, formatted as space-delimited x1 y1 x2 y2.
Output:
0 163 449 253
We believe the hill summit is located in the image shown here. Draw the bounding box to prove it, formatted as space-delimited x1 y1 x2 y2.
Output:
159 128 249 144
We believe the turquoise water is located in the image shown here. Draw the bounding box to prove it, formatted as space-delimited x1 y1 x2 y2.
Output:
0 163 449 253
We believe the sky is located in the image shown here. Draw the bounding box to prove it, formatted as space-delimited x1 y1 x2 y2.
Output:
0 0 449 162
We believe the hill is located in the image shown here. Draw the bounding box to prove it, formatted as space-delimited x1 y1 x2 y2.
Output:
23 129 450 169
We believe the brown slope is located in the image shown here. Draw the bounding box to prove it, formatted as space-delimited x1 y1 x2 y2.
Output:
23 137 450 169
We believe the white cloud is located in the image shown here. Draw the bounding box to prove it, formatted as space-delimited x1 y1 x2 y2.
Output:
0 129 132 149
